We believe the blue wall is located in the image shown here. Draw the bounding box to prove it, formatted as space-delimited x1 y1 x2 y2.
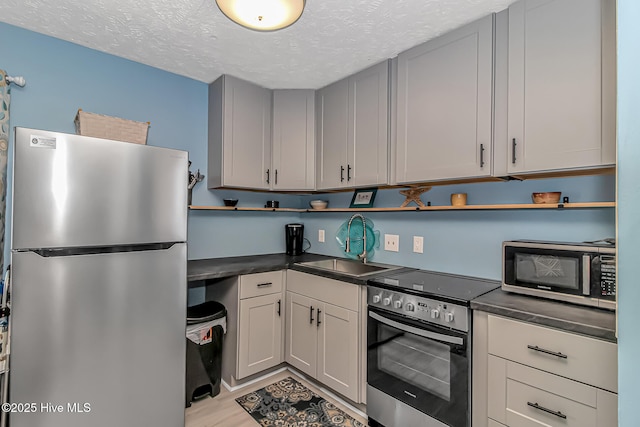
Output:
617 1 640 425
300 176 615 280
0 22 303 266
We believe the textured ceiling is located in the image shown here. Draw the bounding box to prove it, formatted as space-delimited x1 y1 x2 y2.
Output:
0 0 517 89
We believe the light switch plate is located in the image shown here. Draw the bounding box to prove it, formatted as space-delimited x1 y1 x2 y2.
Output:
318 229 325 243
384 234 400 252
413 236 424 253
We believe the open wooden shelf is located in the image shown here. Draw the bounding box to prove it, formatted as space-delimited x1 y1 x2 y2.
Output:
189 201 615 212
188 206 303 212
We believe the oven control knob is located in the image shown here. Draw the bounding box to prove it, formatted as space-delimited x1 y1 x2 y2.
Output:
372 294 381 304
393 300 403 309
383 297 392 306
431 309 440 319
445 312 454 323
405 303 415 312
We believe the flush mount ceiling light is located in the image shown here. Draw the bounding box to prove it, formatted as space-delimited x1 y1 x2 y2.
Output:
216 0 305 31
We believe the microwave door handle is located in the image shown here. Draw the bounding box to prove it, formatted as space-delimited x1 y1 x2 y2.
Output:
583 255 591 295
369 311 463 345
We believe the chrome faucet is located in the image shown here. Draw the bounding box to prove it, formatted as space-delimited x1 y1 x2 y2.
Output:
345 213 368 264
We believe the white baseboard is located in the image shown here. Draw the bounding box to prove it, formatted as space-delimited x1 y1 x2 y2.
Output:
221 366 288 393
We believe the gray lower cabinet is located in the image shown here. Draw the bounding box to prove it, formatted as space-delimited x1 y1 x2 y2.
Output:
285 270 360 402
316 60 389 190
237 271 284 379
505 0 616 174
473 311 618 427
271 89 316 191
237 292 283 379
208 75 272 189
286 291 318 377
206 270 284 386
395 15 494 183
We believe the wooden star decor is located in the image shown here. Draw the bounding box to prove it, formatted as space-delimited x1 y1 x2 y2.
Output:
399 186 432 207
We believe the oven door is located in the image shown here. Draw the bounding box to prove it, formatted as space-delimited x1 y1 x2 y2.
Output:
367 307 468 427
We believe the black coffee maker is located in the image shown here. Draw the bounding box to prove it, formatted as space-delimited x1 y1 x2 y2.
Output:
285 223 305 255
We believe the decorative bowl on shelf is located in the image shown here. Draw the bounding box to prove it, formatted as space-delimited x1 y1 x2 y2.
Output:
223 198 238 207
309 200 329 210
532 192 561 204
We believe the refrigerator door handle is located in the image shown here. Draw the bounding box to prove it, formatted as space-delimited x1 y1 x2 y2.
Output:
24 242 179 257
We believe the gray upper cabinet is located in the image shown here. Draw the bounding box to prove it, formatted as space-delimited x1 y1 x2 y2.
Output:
395 15 494 184
317 61 389 190
208 75 272 190
505 0 616 174
272 90 315 191
348 61 389 188
316 78 350 190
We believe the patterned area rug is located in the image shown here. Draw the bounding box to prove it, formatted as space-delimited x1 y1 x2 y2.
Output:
236 376 366 427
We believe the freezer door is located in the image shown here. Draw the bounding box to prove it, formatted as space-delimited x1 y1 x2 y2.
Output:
9 244 187 427
12 127 187 249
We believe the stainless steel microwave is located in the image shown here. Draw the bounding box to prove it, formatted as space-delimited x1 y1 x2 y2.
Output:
502 240 616 310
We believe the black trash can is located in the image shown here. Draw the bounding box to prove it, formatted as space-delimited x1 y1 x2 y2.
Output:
185 301 226 407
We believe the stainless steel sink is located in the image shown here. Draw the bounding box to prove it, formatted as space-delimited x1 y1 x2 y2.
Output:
296 258 403 278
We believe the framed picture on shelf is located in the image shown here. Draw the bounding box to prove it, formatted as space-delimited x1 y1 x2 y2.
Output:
349 188 378 208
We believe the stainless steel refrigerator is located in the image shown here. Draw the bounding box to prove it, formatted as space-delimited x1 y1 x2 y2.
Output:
8 127 188 427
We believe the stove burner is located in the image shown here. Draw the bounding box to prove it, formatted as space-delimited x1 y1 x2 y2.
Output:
368 269 500 305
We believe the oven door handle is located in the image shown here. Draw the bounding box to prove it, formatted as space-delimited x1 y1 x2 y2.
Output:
369 311 464 345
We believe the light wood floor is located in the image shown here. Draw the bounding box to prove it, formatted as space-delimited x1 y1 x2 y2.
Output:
185 369 369 427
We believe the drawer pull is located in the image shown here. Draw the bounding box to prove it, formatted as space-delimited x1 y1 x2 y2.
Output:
527 345 567 359
256 282 273 288
527 401 567 419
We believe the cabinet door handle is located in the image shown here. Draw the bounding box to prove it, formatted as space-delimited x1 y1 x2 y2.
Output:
275 169 278 185
310 306 314 324
511 138 517 164
527 402 567 419
317 309 322 327
527 345 567 359
266 168 270 184
256 282 273 288
277 299 281 317
347 164 352 181
480 144 485 168
340 166 345 182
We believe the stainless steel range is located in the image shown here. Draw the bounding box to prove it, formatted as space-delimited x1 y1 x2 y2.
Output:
366 270 500 427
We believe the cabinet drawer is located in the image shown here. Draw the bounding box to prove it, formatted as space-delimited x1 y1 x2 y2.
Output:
488 419 506 427
488 315 617 392
506 377 596 427
239 271 283 299
488 355 617 427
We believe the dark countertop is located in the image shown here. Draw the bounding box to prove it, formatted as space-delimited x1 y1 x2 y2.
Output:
471 288 617 343
188 252 415 286
188 253 331 281
189 253 616 342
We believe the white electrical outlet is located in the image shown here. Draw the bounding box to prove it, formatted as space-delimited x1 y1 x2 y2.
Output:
318 229 325 243
384 234 400 252
413 236 424 253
